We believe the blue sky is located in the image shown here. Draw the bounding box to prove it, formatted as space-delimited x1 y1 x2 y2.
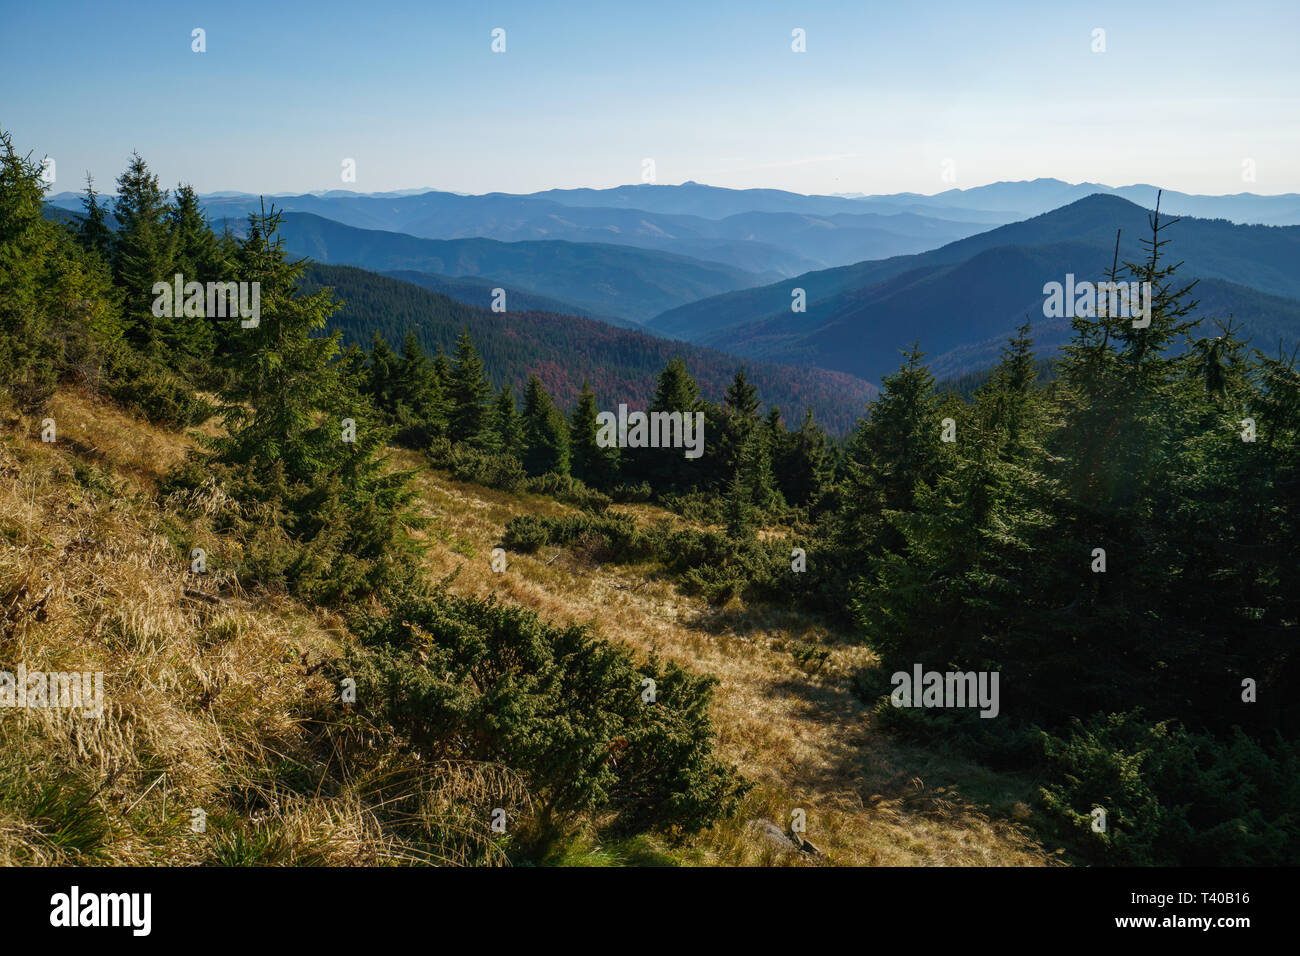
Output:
3 0 1298 196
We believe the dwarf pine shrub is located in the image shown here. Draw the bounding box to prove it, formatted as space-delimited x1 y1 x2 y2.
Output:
1036 710 1300 866
334 588 744 837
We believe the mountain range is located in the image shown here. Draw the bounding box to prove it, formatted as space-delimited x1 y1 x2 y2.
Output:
185 187 995 276
648 194 1300 384
240 212 773 324
848 179 1300 226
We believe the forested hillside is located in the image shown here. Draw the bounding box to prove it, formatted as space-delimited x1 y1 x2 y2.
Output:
380 269 634 328
299 263 875 434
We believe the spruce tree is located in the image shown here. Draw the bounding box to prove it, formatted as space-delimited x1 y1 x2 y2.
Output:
854 324 1053 688
570 381 619 487
112 152 174 358
521 374 570 476
169 184 220 278
394 330 442 446
837 342 943 558
448 328 492 447
725 368 760 421
428 347 454 441
491 382 524 458
164 183 219 370
203 204 420 603
638 357 703 492
77 173 114 260
720 368 762 484
724 425 780 538
651 356 701 413
367 332 400 416
0 129 60 409
774 409 831 508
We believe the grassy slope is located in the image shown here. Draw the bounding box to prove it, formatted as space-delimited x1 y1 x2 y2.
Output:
400 450 1057 866
1 392 350 864
0 392 528 867
1 390 1054 866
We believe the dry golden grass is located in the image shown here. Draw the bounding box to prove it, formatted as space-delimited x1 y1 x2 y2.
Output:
397 448 1060 866
0 391 515 866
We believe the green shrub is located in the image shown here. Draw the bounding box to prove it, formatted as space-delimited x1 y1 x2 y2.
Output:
1036 710 1300 865
659 527 789 604
523 472 612 512
105 348 214 428
658 491 726 525
503 513 650 562
503 514 794 604
609 482 652 503
335 589 744 835
502 515 549 554
443 444 527 493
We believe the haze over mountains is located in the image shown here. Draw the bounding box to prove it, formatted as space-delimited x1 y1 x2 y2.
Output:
230 212 772 324
172 185 1000 277
650 194 1300 384
857 179 1300 226
45 178 1300 408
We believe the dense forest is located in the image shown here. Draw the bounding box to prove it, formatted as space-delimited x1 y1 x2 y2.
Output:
3 129 1297 865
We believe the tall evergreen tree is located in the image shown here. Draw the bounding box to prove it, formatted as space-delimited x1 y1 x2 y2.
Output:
169 184 219 278
164 183 219 369
521 374 570 476
77 173 114 260
0 129 60 409
724 368 761 421
651 356 701 414
429 346 455 440
723 424 780 538
774 408 832 508
392 330 443 446
570 380 619 487
112 152 174 358
448 328 492 447
719 367 762 485
205 205 420 603
637 356 703 492
491 382 524 458
367 331 400 415
836 342 944 558
854 324 1053 688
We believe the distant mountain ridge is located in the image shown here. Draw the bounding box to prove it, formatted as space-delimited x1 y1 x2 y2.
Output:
648 194 1300 385
182 188 993 275
856 178 1300 226
48 176 1300 226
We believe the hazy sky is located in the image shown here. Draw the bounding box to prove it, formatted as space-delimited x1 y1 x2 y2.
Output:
4 0 1298 197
